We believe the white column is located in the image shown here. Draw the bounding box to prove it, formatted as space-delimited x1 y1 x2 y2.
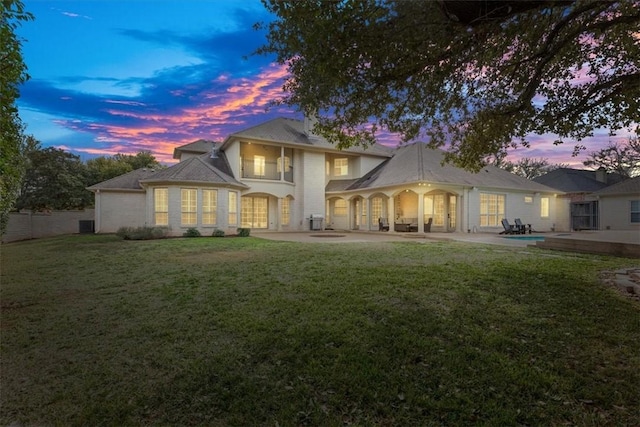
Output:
277 197 282 231
388 195 395 232
418 191 425 233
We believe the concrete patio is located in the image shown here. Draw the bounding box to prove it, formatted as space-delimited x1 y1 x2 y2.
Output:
253 230 640 258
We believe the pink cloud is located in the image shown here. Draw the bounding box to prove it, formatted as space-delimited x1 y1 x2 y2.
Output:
61 63 291 163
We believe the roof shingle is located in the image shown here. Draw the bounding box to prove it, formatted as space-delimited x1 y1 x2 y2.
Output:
224 117 393 157
337 143 557 192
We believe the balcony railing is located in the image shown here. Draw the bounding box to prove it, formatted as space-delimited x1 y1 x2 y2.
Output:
241 159 293 182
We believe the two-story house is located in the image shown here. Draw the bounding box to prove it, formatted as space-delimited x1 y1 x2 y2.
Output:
88 117 562 235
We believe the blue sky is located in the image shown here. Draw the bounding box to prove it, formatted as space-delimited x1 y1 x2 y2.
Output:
16 0 626 165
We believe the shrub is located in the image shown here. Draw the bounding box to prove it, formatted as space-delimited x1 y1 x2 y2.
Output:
237 228 250 237
116 226 168 240
183 228 201 238
212 229 225 237
150 227 169 239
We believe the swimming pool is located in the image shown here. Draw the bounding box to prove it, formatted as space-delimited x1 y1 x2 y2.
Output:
504 235 545 241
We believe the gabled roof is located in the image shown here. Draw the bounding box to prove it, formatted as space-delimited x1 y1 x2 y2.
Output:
87 168 158 191
533 168 625 193
172 139 218 160
331 142 558 193
593 176 640 197
140 152 245 187
222 117 393 157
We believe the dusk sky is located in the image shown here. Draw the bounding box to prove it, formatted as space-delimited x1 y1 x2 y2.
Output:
16 1 631 166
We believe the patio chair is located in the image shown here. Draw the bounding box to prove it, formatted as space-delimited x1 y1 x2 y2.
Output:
500 218 519 235
514 218 532 234
424 217 433 233
378 217 390 232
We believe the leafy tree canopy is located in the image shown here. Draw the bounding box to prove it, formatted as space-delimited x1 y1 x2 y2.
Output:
16 141 92 212
583 137 640 178
258 0 640 171
492 156 568 180
0 0 33 233
86 151 162 185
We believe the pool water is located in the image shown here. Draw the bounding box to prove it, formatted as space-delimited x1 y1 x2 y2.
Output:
504 235 545 241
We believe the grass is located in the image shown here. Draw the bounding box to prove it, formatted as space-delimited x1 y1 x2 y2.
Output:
1 234 639 426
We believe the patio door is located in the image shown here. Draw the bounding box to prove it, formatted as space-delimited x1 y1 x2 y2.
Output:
448 195 457 231
571 201 598 230
424 192 456 232
241 196 268 228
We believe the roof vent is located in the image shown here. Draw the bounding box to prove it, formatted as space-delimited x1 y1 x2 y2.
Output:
210 148 219 159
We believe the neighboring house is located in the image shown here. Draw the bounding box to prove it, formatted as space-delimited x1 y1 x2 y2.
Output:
592 176 640 232
533 168 626 231
88 117 561 235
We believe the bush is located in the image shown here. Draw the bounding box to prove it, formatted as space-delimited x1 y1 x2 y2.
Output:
183 228 201 238
116 226 168 240
212 229 225 237
237 228 251 237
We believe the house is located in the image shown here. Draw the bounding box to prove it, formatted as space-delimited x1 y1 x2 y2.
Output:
533 168 627 231
592 176 640 231
88 117 562 236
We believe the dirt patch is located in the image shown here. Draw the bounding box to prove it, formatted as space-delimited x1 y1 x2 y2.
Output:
600 268 640 304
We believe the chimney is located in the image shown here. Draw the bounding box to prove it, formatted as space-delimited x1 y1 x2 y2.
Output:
303 114 320 140
595 167 607 184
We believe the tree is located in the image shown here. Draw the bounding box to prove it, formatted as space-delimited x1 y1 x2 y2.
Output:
583 137 640 178
0 0 33 234
258 0 640 171
86 156 134 185
492 156 567 180
16 142 92 211
86 151 162 185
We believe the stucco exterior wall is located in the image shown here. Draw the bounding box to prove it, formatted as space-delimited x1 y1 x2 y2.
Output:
554 197 572 232
292 149 306 230
302 151 328 230
142 185 240 236
356 155 387 177
95 191 146 233
2 209 95 243
599 196 640 231
461 188 559 233
224 142 241 178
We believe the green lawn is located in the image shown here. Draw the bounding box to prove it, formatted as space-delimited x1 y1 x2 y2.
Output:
1 235 639 426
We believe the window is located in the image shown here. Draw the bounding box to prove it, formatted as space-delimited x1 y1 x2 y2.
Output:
154 188 168 225
433 194 445 226
480 193 505 226
241 196 268 228
334 199 347 216
202 189 217 225
371 197 383 222
541 197 549 218
277 156 291 173
361 199 367 228
281 197 290 226
254 155 266 177
524 196 533 204
631 200 640 223
424 194 445 226
228 191 238 226
424 195 433 224
181 189 197 225
334 158 348 176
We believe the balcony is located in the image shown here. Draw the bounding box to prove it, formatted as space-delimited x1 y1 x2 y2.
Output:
241 159 293 182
